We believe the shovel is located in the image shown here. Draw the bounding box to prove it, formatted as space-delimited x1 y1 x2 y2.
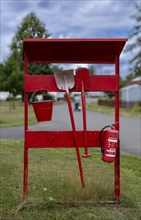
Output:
54 69 85 187
76 68 91 158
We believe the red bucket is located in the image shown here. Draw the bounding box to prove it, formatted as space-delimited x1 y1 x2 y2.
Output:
30 90 53 122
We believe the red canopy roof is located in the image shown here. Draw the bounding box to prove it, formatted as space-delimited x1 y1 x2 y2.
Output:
23 38 127 64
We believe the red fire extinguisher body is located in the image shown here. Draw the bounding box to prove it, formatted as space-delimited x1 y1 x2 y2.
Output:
102 129 119 163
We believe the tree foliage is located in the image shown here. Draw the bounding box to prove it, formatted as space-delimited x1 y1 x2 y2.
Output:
0 63 6 91
4 57 23 97
125 4 141 77
88 65 96 75
0 13 53 98
10 12 50 66
120 77 126 89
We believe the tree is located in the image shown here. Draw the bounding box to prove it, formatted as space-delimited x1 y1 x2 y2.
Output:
88 65 96 75
10 12 50 68
4 56 23 97
120 77 126 89
125 4 141 77
0 63 6 91
3 12 52 99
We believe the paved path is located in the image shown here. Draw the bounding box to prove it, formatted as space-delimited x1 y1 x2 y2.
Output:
0 104 140 156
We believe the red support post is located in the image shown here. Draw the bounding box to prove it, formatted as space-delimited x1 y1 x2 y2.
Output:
66 92 85 187
114 55 120 200
23 147 28 200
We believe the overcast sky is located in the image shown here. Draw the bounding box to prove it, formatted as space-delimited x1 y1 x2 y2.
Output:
1 0 140 78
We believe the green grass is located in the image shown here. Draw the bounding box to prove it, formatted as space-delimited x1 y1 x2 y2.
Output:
87 103 141 117
0 140 141 220
0 101 37 127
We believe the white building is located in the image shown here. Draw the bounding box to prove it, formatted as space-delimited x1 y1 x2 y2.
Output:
0 92 22 100
0 92 10 100
120 77 141 105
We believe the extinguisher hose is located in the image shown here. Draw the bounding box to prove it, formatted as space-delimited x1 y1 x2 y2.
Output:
99 125 112 153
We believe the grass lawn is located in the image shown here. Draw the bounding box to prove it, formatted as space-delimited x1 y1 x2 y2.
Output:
0 101 36 127
0 140 141 220
87 103 141 117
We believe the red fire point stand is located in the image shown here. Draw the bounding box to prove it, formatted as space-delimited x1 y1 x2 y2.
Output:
23 38 127 201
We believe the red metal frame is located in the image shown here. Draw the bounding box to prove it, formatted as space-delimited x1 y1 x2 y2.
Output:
23 38 127 200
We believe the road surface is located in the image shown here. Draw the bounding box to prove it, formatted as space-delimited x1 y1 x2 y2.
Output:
0 104 140 156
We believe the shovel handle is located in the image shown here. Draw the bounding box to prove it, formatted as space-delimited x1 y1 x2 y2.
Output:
81 82 91 157
66 92 85 187
64 75 68 92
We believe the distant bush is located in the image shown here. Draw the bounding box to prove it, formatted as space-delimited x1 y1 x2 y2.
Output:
98 98 141 108
98 99 115 107
43 93 54 101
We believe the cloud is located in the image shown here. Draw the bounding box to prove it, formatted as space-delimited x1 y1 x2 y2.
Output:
37 0 51 9
1 0 140 77
34 0 137 42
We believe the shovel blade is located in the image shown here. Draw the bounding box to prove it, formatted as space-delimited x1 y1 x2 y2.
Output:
54 69 75 91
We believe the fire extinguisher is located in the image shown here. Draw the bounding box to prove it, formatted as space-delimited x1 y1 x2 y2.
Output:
99 124 119 163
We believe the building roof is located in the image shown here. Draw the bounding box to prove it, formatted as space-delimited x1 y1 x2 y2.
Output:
131 76 141 83
125 76 141 87
121 83 141 91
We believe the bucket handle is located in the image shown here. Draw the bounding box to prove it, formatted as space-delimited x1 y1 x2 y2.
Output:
29 89 48 104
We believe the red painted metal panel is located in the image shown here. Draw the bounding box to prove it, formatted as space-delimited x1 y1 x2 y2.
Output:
23 38 127 63
25 75 118 92
25 75 58 92
25 131 102 148
89 75 118 92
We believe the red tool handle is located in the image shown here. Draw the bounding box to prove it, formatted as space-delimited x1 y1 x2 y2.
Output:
81 82 91 158
66 92 85 187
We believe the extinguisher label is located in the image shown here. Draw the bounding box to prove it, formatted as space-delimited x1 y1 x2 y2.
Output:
107 149 116 153
105 154 115 157
108 138 118 143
